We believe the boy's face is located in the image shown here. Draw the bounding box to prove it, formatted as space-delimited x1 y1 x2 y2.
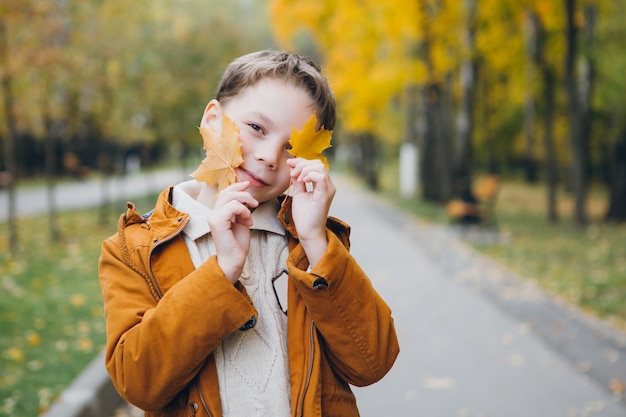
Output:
203 79 315 203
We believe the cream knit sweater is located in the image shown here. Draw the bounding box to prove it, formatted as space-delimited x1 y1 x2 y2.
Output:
172 180 291 417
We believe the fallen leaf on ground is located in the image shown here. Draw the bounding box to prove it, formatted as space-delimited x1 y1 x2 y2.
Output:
610 378 625 396
77 338 93 352
423 376 456 390
5 347 25 363
26 331 41 346
71 293 86 307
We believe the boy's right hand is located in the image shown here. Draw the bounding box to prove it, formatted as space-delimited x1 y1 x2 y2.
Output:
208 181 258 284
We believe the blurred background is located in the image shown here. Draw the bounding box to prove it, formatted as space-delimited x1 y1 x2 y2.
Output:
1 0 625 416
2 0 626 222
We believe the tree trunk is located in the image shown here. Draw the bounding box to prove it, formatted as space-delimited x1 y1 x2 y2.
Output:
358 132 380 190
565 0 595 226
345 131 380 190
605 130 626 222
453 0 477 198
44 130 61 241
417 0 453 203
523 10 540 183
477 71 498 174
421 81 454 203
535 12 559 223
542 65 559 223
42 75 61 242
98 58 116 224
0 19 18 254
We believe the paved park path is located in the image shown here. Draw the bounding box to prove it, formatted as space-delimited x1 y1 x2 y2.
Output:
6 170 625 417
331 176 626 417
0 168 188 222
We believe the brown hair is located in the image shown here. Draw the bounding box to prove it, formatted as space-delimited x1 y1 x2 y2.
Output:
216 50 336 130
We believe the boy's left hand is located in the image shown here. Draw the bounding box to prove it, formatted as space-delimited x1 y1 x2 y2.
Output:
286 158 336 267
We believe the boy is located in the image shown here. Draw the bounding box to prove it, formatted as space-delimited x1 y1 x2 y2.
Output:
99 50 399 417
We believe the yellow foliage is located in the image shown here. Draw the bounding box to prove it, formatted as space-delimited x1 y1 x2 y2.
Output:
446 200 473 218
77 338 93 353
474 175 500 201
26 331 42 347
190 112 244 194
71 293 87 308
269 0 424 136
269 0 614 170
288 112 333 169
5 347 25 363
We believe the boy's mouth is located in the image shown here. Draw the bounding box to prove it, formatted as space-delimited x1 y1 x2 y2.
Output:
238 168 269 187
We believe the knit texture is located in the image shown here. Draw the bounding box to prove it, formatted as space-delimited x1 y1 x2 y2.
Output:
172 181 291 417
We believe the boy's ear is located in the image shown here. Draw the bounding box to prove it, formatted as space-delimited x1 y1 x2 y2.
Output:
200 99 222 131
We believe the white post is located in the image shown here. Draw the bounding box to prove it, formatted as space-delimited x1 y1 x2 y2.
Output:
399 142 418 198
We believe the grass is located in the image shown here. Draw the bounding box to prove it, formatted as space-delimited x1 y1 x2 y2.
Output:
0 196 157 417
479 180 626 326
385 174 626 329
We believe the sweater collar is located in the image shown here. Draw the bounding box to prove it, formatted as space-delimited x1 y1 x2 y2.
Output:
172 180 285 241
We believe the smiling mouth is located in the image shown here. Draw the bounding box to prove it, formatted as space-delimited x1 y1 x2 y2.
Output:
239 168 269 187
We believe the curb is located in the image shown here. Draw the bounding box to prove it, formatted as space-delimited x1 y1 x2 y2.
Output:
39 351 123 417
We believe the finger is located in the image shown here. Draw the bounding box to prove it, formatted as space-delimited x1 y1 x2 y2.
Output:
223 180 251 192
219 192 258 210
289 159 327 182
216 183 259 210
287 157 322 173
227 201 254 226
210 200 254 229
297 170 326 185
295 168 333 194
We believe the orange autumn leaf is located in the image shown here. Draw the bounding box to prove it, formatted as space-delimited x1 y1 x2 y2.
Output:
190 112 244 193
288 112 332 169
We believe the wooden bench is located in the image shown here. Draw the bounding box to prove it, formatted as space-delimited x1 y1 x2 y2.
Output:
446 175 500 227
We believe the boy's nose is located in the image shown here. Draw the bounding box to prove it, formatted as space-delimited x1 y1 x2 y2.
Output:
256 142 282 170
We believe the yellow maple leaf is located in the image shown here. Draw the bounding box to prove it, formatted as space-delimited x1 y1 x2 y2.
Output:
190 112 244 193
288 112 332 169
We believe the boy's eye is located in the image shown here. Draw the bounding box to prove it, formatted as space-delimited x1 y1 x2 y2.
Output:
248 123 263 134
284 143 293 151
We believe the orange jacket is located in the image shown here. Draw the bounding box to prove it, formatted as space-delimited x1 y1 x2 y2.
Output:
99 187 399 417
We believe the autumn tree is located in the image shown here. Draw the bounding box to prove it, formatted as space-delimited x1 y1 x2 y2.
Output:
536 12 560 223
523 10 540 183
510 1 565 222
453 0 478 201
417 0 455 202
562 0 606 226
0 16 18 253
596 1 626 222
565 0 590 225
270 0 625 225
40 0 69 241
0 0 275 243
0 0 36 253
270 0 422 190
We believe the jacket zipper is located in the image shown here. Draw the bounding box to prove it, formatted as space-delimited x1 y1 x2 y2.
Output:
298 319 316 417
141 214 208 415
147 216 190 299
197 380 213 417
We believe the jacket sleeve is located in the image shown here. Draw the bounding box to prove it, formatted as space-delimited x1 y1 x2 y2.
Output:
98 235 257 411
286 228 399 387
